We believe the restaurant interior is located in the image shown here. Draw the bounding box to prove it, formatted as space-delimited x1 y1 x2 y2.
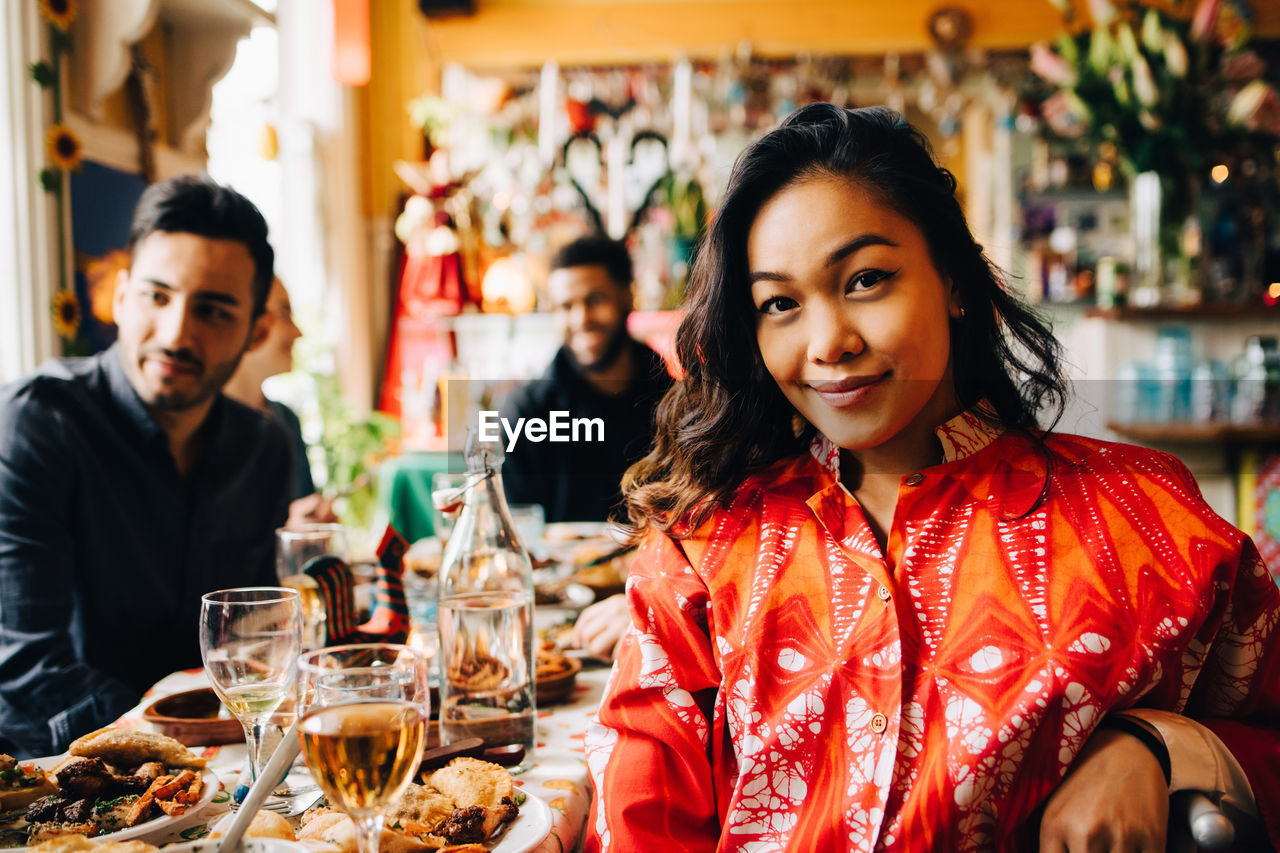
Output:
2 0 1280 849
6 0 1278 541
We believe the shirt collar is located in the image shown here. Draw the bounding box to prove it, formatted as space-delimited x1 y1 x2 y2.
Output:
104 343 165 445
808 403 1004 480
805 402 1049 520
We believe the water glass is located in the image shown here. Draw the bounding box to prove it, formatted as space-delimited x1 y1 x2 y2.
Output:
277 524 348 648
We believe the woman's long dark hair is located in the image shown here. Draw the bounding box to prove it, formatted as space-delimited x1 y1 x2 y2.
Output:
624 103 1068 535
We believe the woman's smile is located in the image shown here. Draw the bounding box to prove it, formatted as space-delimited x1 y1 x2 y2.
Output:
804 372 889 408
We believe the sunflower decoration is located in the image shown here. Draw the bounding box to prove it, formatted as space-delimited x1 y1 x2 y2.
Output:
37 0 78 31
51 290 81 340
45 124 82 171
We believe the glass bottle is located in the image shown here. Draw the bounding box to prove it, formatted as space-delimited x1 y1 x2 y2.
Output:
1232 336 1270 425
436 427 535 772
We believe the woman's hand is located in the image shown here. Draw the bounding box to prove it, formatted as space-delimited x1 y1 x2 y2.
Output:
1040 726 1169 852
564 593 629 661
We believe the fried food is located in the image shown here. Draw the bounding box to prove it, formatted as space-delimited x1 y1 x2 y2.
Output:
387 784 456 831
209 808 296 840
535 642 572 679
424 759 517 839
68 728 206 769
125 769 201 823
299 758 520 852
424 759 513 811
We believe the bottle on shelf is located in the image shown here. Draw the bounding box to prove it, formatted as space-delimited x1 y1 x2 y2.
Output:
435 426 536 773
1231 335 1279 425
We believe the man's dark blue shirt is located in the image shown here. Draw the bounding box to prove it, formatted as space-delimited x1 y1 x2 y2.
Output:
0 345 290 757
500 340 673 523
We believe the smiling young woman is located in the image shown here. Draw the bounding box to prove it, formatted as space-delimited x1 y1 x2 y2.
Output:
586 104 1280 852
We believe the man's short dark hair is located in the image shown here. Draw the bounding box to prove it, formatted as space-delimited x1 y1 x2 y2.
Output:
128 174 275 317
550 234 633 290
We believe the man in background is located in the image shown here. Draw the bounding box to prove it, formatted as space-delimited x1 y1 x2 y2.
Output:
224 276 337 526
500 234 673 524
0 174 292 757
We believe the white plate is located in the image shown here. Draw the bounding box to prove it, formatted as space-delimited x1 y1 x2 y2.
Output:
4 757 220 851
162 838 305 853
491 790 552 853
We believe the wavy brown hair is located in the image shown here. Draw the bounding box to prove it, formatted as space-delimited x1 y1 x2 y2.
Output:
623 103 1068 536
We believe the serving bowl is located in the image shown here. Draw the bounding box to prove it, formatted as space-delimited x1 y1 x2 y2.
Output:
141 687 243 746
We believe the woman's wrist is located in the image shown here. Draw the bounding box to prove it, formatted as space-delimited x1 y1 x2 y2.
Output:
1097 714 1172 786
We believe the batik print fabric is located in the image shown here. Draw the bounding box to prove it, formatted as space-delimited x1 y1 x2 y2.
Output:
585 410 1280 852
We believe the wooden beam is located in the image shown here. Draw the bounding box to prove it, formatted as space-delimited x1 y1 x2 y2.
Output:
421 0 1064 68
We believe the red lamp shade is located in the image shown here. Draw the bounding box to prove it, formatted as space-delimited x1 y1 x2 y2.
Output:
331 0 371 87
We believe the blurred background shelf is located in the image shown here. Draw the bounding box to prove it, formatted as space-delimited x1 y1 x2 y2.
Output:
1085 305 1280 321
1107 421 1280 444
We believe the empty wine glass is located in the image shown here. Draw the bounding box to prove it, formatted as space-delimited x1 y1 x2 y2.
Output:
296 644 431 853
199 587 302 786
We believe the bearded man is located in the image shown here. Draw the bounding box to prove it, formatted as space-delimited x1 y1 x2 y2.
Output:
0 175 291 756
499 235 673 524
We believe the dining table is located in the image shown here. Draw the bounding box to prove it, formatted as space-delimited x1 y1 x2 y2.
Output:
113 657 609 853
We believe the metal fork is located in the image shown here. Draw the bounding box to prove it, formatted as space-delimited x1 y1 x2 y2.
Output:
230 786 324 818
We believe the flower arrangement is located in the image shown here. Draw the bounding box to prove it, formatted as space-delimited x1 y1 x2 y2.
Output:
31 0 86 354
1030 0 1280 226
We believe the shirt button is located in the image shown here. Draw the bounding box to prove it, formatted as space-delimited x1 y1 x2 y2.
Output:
877 585 891 601
870 713 888 733
905 473 924 486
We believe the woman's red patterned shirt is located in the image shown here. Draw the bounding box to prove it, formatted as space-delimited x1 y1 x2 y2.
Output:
585 410 1280 851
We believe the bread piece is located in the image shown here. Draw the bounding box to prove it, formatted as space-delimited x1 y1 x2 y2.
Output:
424 758 518 838
424 758 513 812
68 727 206 769
387 783 456 831
209 808 296 840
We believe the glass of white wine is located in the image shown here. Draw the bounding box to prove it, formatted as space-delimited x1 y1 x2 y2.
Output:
296 643 431 853
199 587 302 786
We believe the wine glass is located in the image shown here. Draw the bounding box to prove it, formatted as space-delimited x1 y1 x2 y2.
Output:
296 643 431 853
199 587 302 786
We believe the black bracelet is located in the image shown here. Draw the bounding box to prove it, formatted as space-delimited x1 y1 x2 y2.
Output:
1098 715 1172 786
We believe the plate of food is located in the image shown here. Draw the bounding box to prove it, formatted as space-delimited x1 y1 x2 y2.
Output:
0 729 219 850
296 756 551 853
